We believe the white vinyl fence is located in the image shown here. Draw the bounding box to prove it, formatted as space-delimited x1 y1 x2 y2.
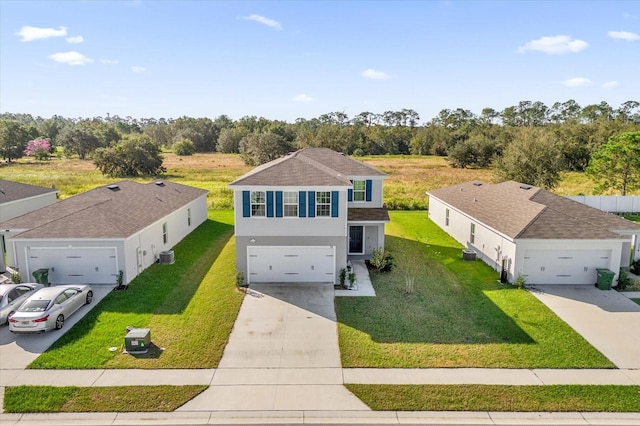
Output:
567 195 640 214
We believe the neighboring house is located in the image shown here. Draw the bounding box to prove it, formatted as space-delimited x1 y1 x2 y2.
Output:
0 180 58 273
428 181 640 285
0 180 207 285
229 148 389 284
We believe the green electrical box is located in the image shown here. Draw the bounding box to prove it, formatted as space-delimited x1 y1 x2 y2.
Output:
125 328 151 353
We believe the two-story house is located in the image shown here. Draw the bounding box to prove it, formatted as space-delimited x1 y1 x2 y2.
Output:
229 148 389 284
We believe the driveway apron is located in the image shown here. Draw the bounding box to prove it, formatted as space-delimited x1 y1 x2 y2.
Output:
179 283 369 411
531 285 640 369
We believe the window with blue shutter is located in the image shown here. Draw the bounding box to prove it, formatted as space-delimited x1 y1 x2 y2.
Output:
331 191 339 217
348 180 353 201
366 179 372 202
266 191 274 217
308 191 316 218
242 191 250 217
299 191 306 217
275 191 283 217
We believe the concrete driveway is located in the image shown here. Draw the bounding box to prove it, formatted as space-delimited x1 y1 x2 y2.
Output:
0 285 114 370
179 283 369 411
530 285 640 369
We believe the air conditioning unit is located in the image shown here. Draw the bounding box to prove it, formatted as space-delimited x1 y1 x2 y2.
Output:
462 249 477 261
159 250 175 265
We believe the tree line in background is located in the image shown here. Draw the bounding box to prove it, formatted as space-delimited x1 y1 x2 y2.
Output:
0 100 639 192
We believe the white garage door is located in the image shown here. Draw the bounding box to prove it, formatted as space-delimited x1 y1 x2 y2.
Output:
522 249 611 285
247 246 335 283
27 247 118 285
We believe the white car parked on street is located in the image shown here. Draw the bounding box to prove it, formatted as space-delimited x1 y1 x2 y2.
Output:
9 285 93 333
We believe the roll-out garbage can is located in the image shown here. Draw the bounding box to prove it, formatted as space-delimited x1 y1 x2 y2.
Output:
595 268 615 290
32 268 49 286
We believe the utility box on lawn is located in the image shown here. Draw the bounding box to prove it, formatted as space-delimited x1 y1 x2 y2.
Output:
124 328 151 353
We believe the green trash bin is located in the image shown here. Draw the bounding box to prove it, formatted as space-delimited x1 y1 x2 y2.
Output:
32 268 49 286
595 268 614 290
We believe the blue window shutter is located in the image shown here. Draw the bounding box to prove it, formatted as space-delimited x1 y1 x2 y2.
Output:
348 180 353 202
299 191 306 217
308 191 316 218
242 191 250 217
266 191 274 217
331 191 339 217
366 180 372 202
275 191 283 217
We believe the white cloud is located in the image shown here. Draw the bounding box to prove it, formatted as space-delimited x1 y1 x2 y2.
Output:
49 51 92 66
243 14 282 30
607 30 640 41
562 77 593 87
603 81 618 89
100 58 119 65
66 35 84 44
131 66 146 73
517 35 588 55
16 25 67 42
361 68 390 80
292 93 315 102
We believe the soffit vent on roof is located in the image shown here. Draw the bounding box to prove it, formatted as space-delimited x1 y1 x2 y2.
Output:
154 181 165 187
520 185 532 190
107 185 120 192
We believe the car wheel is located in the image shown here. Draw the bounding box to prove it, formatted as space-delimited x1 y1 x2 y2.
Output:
86 290 93 304
6 311 14 326
55 314 64 330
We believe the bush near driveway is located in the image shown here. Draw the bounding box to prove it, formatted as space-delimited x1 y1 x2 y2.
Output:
29 211 244 369
336 211 614 368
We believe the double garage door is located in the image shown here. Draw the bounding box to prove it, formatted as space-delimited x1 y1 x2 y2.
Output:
522 249 611 285
27 247 118 285
247 246 335 283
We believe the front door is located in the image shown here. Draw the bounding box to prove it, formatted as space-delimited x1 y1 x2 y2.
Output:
349 226 364 254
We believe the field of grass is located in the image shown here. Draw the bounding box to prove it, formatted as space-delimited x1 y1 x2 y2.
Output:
346 384 640 412
3 385 207 413
335 211 614 368
29 210 244 369
3 152 633 211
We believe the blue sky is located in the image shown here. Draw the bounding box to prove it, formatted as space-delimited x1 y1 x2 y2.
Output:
1 1 638 123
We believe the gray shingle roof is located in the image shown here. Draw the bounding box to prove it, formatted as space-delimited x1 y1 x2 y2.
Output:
348 207 390 222
0 180 208 239
229 148 386 187
428 181 640 240
0 179 58 204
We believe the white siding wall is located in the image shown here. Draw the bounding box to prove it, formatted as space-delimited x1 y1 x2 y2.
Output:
0 192 58 222
428 195 517 280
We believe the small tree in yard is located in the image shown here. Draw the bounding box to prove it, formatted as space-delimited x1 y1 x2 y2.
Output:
24 139 51 160
585 131 640 195
93 135 165 177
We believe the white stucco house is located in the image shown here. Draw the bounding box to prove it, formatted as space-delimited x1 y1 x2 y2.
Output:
0 180 58 274
0 180 208 285
229 148 389 284
428 181 640 285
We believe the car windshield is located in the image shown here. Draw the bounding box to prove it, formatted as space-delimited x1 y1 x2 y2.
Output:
19 300 50 312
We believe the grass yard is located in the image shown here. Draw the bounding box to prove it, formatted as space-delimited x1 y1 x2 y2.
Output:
29 210 245 369
346 384 640 412
3 385 207 413
632 299 640 305
336 211 614 368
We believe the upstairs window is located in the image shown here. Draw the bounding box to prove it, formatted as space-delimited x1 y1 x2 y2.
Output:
162 222 168 244
251 191 266 217
316 191 331 217
445 209 450 226
353 180 366 201
283 191 298 217
187 208 192 226
470 223 476 244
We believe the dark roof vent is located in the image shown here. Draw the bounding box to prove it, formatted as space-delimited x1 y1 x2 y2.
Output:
154 181 165 187
520 185 532 190
473 182 483 186
107 185 120 192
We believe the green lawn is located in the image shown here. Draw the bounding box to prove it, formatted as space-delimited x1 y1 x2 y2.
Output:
3 385 207 413
632 298 640 305
347 384 640 412
29 210 245 369
336 211 614 368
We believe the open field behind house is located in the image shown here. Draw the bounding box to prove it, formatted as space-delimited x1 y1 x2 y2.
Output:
1 153 627 212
